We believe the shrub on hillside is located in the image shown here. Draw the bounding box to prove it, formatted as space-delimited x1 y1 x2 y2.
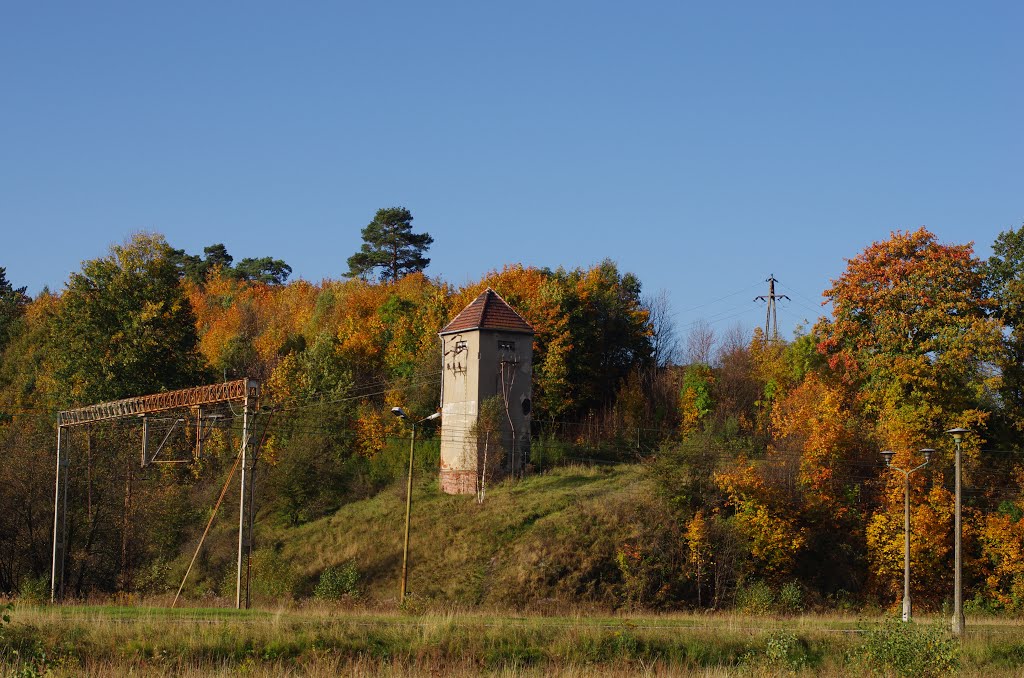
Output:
250 548 298 600
314 560 360 600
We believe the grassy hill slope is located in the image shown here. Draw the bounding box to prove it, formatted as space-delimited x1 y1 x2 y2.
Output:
251 463 675 611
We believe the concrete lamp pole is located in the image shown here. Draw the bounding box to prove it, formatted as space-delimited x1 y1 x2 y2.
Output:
946 427 970 637
880 448 932 622
391 407 440 606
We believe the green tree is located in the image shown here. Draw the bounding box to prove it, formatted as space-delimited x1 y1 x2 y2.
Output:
170 244 291 285
51 232 208 404
234 256 292 285
201 243 234 270
346 207 433 282
542 260 653 417
169 243 231 283
984 223 1024 433
0 267 29 352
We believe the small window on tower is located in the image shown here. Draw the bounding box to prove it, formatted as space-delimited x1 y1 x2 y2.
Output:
498 340 515 352
454 340 467 353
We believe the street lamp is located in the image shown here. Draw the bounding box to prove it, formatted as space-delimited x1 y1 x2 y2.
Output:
946 427 970 637
391 407 441 605
880 448 932 622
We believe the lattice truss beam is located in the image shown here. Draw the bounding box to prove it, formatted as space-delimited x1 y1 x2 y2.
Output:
52 379 261 608
58 379 259 426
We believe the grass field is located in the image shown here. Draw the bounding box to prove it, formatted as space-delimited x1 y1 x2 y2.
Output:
3 603 1024 676
8 467 1023 675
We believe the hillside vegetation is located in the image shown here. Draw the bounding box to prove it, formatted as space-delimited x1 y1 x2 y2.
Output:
267 463 660 610
6 225 1024 615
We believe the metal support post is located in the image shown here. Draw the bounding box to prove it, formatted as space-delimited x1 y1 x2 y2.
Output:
245 442 256 610
141 416 149 467
952 436 965 635
236 387 254 610
194 406 202 460
902 473 911 622
880 449 930 623
50 425 67 602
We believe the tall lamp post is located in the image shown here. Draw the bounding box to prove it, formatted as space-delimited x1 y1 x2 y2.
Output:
391 407 440 605
880 448 932 622
946 427 969 637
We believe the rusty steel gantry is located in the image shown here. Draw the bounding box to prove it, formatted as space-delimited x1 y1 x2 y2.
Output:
51 379 260 609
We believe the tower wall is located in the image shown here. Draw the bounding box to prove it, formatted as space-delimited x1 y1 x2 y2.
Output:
439 329 532 494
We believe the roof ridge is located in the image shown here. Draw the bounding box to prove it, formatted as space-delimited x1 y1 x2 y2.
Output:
440 287 534 335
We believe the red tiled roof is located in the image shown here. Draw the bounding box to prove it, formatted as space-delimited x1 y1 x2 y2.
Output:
440 288 534 335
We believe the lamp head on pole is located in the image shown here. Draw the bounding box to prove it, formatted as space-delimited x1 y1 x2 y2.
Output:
391 407 408 420
423 412 441 422
880 450 895 467
920 448 935 464
945 427 969 444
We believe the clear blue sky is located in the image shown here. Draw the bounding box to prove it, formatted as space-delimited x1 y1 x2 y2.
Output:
2 1 1020 342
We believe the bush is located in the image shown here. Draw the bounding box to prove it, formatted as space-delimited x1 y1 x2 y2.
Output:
776 581 804 615
858 617 959 677
735 580 774 614
135 557 173 595
1 602 11 638
18 575 49 604
762 630 810 672
250 548 297 600
313 561 360 600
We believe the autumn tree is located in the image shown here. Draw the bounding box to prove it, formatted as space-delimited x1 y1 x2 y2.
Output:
710 325 761 440
817 227 1001 427
455 261 654 423
685 510 712 606
679 363 714 436
817 228 1002 604
346 207 433 283
769 371 870 594
714 453 808 584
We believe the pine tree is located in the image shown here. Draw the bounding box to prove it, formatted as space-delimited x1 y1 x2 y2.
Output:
0 267 29 351
346 207 433 282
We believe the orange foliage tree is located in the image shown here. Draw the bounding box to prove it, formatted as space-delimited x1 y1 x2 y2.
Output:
817 228 1002 606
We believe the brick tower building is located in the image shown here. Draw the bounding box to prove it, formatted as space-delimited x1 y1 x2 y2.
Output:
438 289 534 495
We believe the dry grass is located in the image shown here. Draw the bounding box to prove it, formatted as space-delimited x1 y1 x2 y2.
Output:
3 603 1024 676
